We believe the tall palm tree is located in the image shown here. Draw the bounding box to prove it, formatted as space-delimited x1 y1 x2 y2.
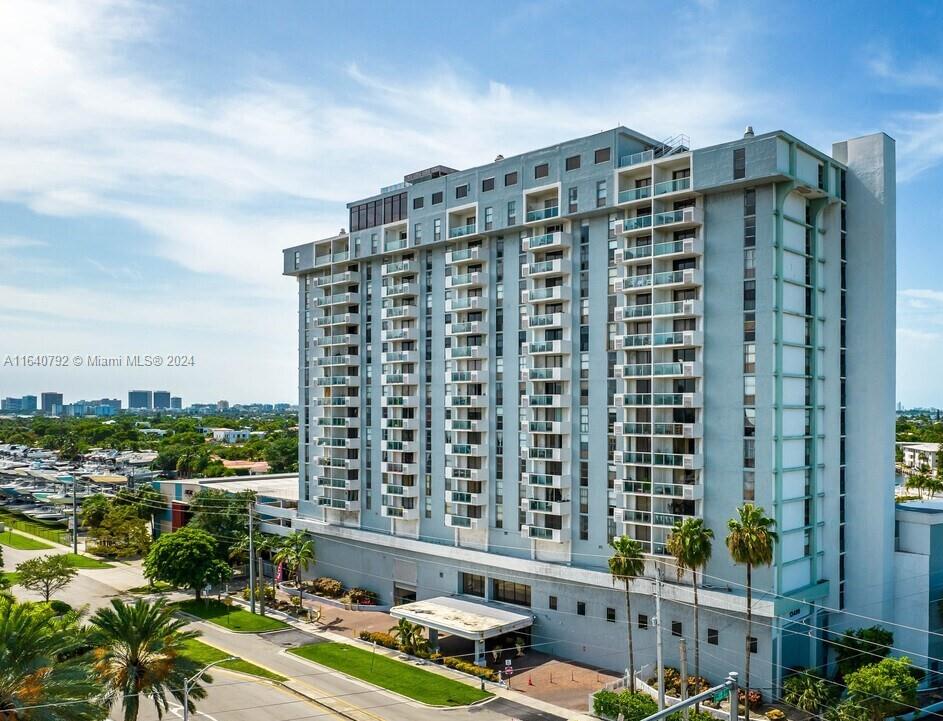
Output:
0 599 103 721
608 535 646 691
389 619 427 656
726 504 777 721
230 532 276 616
273 531 315 607
666 517 714 707
89 598 208 721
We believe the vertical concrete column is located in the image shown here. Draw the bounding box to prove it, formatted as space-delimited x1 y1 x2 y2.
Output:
475 639 486 666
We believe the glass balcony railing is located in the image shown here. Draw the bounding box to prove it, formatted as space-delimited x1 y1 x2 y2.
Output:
653 453 686 467
622 480 652 494
384 239 407 252
653 300 690 316
653 393 685 405
624 452 651 464
621 304 652 318
527 367 563 380
654 332 689 346
618 149 654 167
622 244 652 260
528 526 556 539
529 421 556 432
529 394 559 406
654 177 691 195
618 185 652 203
530 447 561 459
654 512 686 526
622 214 653 231
529 260 559 274
529 313 558 327
653 483 691 497
450 248 476 262
528 233 558 249
622 274 653 289
450 346 476 358
526 206 560 222
655 209 689 226
622 393 652 405
622 334 652 347
621 509 652 523
529 341 558 353
654 362 684 375
622 363 652 376
451 492 474 504
527 474 556 486
449 419 474 430
528 286 561 300
654 240 687 257
622 422 652 434
528 500 555 512
452 444 473 454
653 270 689 286
448 515 473 527
449 223 477 238
654 422 685 435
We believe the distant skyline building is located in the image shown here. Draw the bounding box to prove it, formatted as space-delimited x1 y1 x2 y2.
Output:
1 397 22 412
153 390 171 410
217 400 230 411
20 395 37 412
40 392 63 414
128 390 153 410
171 396 183 410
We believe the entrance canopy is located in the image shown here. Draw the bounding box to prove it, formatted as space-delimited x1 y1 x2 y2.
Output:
390 596 533 641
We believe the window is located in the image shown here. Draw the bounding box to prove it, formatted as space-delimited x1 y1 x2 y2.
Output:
606 607 616 623
672 621 683 638
734 148 746 180
534 163 549 179
432 191 443 205
456 184 469 199
482 177 495 192
349 191 408 232
413 222 422 244
638 614 648 630
577 601 586 616
485 206 494 231
492 579 531 607
565 155 581 171
708 628 719 645
461 572 485 597
433 218 442 242
293 251 300 270
548 595 557 610
596 179 607 207
508 200 517 225
749 636 758 654
505 171 518 186
413 196 424 210
568 187 578 214
595 147 611 164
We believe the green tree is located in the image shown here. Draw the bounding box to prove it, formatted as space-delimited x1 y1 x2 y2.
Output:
274 531 315 607
666 517 714 702
830 626 894 678
389 618 427 655
843 656 918 721
264 436 298 473
782 671 834 720
187 489 254 559
230 531 277 616
90 598 209 721
80 493 112 529
116 485 166 538
0 599 104 721
88 504 151 558
15 554 78 602
726 504 777 721
143 527 232 599
608 535 646 691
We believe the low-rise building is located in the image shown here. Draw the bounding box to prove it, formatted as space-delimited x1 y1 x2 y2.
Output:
210 427 251 443
901 443 941 473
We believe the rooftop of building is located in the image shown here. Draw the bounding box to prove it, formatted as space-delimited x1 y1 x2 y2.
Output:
899 442 940 452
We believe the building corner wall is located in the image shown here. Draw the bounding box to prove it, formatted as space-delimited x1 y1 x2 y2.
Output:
832 133 896 626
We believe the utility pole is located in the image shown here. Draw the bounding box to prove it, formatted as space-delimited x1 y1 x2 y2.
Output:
655 566 665 710
680 638 689 721
247 500 256 614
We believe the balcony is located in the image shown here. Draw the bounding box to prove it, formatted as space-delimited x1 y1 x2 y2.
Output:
525 205 560 224
315 250 351 266
617 274 653 293
315 270 359 287
522 365 568 381
317 496 360 512
653 512 690 527
617 185 653 205
382 260 418 277
447 344 485 360
316 417 354 428
523 285 566 304
614 304 653 321
615 451 651 465
652 267 703 289
652 453 704 470
383 327 417 342
446 465 488 482
654 206 703 228
616 333 652 349
525 258 571 278
381 482 420 497
384 238 408 253
618 363 652 378
382 395 418 408
525 394 570 408
652 299 703 317
317 354 357 366
522 525 563 542
620 480 652 494
616 393 651 407
315 291 360 307
652 392 703 408
654 177 692 196
653 482 703 500
447 271 485 289
653 330 703 347
445 295 487 313
445 514 483 529
653 236 703 258
446 443 485 457
614 244 653 264
521 498 568 515
614 508 652 525
614 422 652 436
316 436 360 449
382 505 420 520
528 339 565 355
446 394 488 408
447 490 486 506
449 222 478 239
382 372 418 385
318 333 356 347
447 247 484 265
447 320 488 336
382 350 418 364
449 369 486 384
316 456 357 470
382 305 418 321
652 361 702 377
528 420 563 434
382 282 418 299
446 417 485 432
523 312 568 330
618 149 655 168
318 313 358 327
314 474 357 489
528 446 564 461
653 422 703 438
316 375 360 387
383 417 419 431
523 232 568 252
615 215 653 235
314 396 354 408
522 472 566 488
381 461 419 476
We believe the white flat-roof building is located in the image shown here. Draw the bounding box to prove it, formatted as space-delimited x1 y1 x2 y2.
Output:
901 443 940 473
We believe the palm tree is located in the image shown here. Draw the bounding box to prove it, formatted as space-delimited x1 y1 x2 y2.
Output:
90 598 208 721
726 504 777 721
608 535 646 691
230 532 275 616
0 599 103 721
783 671 833 720
666 517 714 707
273 531 315 607
389 618 427 655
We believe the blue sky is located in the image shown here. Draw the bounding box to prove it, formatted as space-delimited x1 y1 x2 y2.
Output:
1 0 942 405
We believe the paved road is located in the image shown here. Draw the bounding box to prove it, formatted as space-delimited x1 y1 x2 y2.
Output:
2 538 575 721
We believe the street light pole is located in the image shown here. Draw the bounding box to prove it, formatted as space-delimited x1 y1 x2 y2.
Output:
182 657 235 721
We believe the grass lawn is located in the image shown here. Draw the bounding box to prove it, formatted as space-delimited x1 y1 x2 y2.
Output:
174 599 289 633
0 530 54 550
2 571 18 585
180 638 286 682
62 553 112 569
127 580 175 594
289 642 492 707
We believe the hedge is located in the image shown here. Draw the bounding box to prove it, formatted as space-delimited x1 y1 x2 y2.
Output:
442 656 499 681
593 690 717 721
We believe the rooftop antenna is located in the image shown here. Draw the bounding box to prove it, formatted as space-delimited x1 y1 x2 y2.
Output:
744 126 754 138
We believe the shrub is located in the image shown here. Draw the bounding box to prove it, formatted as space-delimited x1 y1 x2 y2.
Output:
593 690 658 721
344 587 378 604
738 688 763 709
240 584 275 602
47 599 73 615
442 656 499 681
358 631 399 651
765 709 786 720
310 577 344 598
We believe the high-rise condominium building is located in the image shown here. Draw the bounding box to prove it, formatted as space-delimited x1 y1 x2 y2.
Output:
153 391 171 410
40 392 63 414
128 390 153 410
282 127 896 692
